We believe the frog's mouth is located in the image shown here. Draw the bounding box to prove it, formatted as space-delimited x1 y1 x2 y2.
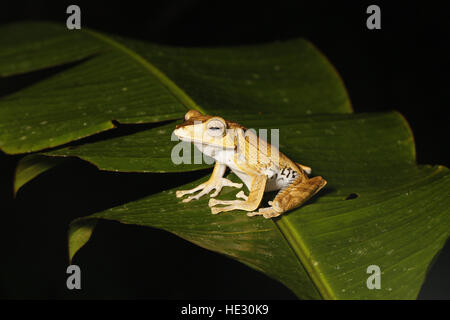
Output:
173 129 235 150
173 130 198 144
174 134 191 142
173 128 187 139
173 127 237 151
173 129 196 143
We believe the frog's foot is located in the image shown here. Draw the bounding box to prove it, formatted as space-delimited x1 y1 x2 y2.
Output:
208 198 256 215
210 178 243 197
177 178 242 203
247 206 282 219
209 198 242 208
176 182 206 199
208 192 267 215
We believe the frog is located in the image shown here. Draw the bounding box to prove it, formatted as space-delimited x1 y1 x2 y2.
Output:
173 109 327 219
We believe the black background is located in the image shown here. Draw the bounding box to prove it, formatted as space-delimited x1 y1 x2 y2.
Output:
0 0 449 299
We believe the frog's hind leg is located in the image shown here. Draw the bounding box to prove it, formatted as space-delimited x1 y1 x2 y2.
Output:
274 175 326 215
235 190 248 200
248 176 327 219
296 163 312 175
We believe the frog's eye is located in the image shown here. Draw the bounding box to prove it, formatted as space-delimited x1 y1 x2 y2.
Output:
206 118 226 137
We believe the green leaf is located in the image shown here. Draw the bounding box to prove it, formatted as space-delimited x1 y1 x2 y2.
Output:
67 112 449 299
0 22 200 154
0 22 102 77
0 22 349 154
13 154 66 196
3 22 448 299
68 219 97 264
6 21 351 192
119 37 352 118
44 121 213 173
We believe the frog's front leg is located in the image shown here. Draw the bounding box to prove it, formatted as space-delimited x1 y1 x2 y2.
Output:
176 163 242 203
248 175 326 219
208 175 267 214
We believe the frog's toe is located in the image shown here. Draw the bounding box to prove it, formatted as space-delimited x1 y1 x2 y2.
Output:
263 211 282 219
236 191 248 200
182 191 208 203
176 183 207 199
247 207 280 219
222 178 243 189
176 190 186 198
208 198 219 207
211 207 222 215
209 188 221 198
247 211 261 217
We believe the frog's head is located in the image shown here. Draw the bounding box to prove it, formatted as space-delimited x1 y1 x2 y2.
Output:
173 110 240 149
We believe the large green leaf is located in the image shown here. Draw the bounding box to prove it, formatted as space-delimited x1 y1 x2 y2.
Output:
0 22 349 154
3 22 448 299
0 23 197 154
66 112 449 299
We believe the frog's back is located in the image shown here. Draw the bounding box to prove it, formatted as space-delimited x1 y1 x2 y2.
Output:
233 128 305 191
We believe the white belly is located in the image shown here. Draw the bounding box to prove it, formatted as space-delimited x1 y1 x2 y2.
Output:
265 167 299 191
194 142 298 192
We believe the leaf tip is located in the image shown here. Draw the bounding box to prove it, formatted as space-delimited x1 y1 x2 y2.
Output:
68 218 97 263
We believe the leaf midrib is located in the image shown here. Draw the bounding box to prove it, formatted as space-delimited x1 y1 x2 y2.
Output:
274 217 335 299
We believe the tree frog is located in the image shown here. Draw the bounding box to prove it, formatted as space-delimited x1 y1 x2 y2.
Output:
173 110 327 219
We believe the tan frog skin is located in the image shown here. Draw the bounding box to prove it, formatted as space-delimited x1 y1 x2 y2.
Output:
173 110 327 219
